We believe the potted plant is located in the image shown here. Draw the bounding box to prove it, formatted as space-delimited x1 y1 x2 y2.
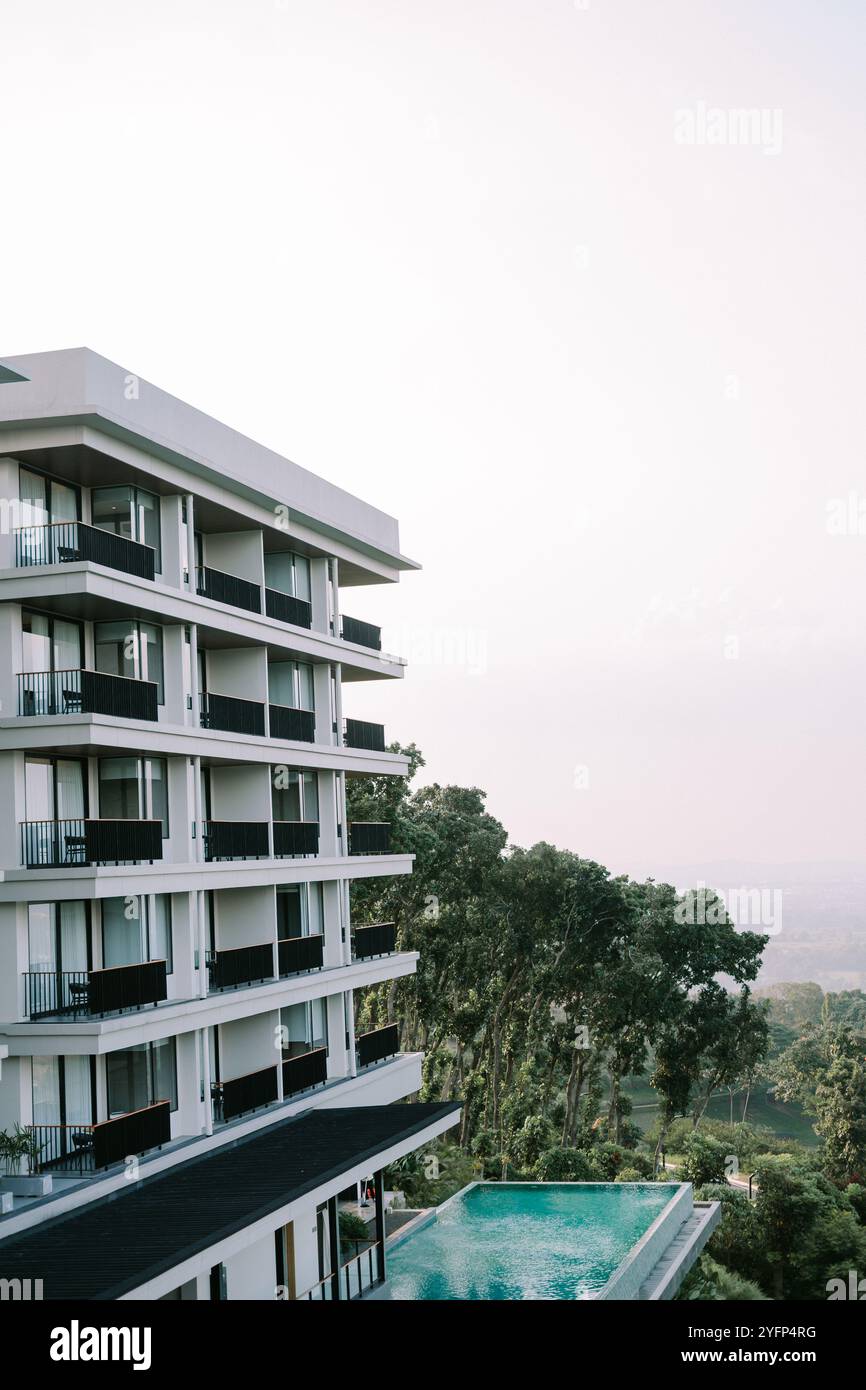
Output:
0 1126 52 1197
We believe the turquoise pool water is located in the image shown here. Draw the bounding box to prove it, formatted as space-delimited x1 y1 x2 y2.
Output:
387 1182 677 1300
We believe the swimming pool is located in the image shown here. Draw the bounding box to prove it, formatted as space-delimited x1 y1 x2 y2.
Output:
386 1181 683 1300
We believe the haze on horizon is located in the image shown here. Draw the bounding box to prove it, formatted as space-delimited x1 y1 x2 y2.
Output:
2 0 864 885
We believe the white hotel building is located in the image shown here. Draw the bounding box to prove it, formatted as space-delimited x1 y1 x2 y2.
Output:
0 349 458 1300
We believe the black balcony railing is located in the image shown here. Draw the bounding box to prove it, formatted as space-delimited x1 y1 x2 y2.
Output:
340 615 382 650
273 820 319 858
268 704 316 742
265 587 312 629
24 960 167 1019
353 922 397 960
213 1065 279 1123
17 669 159 721
348 822 392 855
202 820 270 861
14 521 156 581
20 819 163 868
344 718 386 752
28 1100 171 1175
282 1047 327 1098
200 689 266 737
196 564 262 614
357 1023 400 1069
278 933 324 977
206 941 275 991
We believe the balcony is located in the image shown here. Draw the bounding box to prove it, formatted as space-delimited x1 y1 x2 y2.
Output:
282 1047 327 1098
340 615 381 650
278 933 324 977
348 821 392 855
206 942 275 991
28 1100 171 1175
17 669 159 722
202 820 270 861
200 689 265 737
14 521 155 581
265 587 312 629
268 704 315 742
353 922 397 960
20 819 163 868
23 961 168 1019
212 1065 278 1123
344 718 386 752
356 1023 400 1069
273 820 319 858
196 564 261 614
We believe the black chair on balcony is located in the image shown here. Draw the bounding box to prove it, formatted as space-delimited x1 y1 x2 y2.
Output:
64 836 87 865
71 1130 94 1165
68 979 90 1013
62 685 84 713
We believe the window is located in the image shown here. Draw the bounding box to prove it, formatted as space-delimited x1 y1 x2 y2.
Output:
98 757 169 835
264 551 311 601
22 610 83 674
32 1055 94 1126
271 767 318 823
101 895 173 974
20 466 80 527
24 757 87 820
277 883 323 939
28 901 90 973
268 660 314 711
94 620 164 702
91 485 161 571
106 1038 177 1116
280 999 328 1059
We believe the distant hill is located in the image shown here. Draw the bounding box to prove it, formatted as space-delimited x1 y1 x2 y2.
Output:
624 861 866 992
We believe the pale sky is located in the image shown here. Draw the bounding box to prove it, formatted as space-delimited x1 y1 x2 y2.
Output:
2 0 864 877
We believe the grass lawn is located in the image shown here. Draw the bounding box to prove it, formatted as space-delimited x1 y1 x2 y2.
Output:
621 1078 818 1147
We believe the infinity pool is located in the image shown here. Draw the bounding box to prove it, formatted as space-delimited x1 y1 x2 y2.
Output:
386 1182 679 1300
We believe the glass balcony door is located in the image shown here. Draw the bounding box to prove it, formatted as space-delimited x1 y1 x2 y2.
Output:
98 757 168 836
277 883 324 940
24 756 87 821
101 895 172 972
91 485 161 572
94 619 164 703
268 660 314 711
271 768 318 823
280 998 327 1059
264 551 310 601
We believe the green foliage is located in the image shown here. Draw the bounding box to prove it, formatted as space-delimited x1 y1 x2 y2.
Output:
615 1167 649 1183
677 1253 769 1301
534 1147 598 1181
338 1210 371 1244
680 1132 730 1187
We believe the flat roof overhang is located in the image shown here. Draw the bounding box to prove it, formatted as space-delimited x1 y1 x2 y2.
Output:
0 1101 461 1300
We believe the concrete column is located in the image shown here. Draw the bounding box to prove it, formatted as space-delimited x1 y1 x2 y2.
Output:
312 662 332 746
188 623 200 728
309 555 329 635
331 558 340 638
161 625 186 726
170 891 196 1001
317 769 338 857
0 457 21 570
160 495 185 591
164 756 192 864
0 603 20 718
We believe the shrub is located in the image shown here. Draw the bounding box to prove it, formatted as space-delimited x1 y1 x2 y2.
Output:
615 1167 647 1183
535 1146 597 1181
677 1254 769 1301
680 1133 730 1187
